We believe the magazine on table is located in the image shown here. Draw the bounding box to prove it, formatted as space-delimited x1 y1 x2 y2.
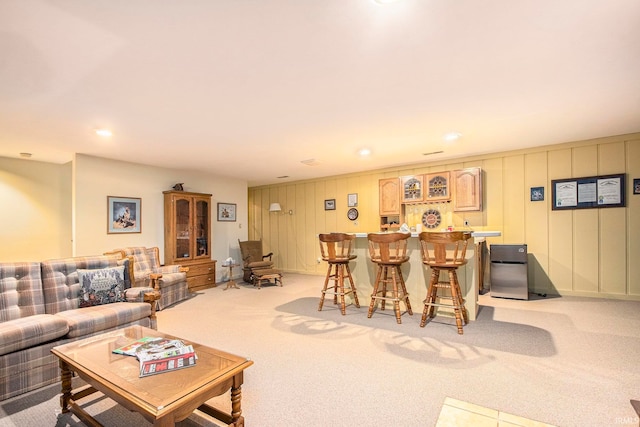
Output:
113 336 197 377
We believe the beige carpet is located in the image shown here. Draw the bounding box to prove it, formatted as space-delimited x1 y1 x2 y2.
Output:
1 273 639 426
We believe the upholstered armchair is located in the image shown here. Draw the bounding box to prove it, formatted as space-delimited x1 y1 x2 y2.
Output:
105 247 190 310
238 239 274 283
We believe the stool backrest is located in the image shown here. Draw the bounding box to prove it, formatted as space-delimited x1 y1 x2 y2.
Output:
319 233 356 261
418 231 472 267
367 232 410 264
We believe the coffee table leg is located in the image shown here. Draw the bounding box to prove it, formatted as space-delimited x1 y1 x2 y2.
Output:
59 359 73 413
230 372 245 427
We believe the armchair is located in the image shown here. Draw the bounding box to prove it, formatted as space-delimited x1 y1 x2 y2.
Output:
238 239 274 283
105 247 190 310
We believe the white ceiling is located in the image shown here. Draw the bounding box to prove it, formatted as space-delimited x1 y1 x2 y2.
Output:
2 0 640 187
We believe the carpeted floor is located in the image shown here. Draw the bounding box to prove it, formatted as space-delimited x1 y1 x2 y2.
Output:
1 273 639 427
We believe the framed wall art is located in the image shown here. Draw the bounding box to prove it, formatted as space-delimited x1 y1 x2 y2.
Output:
552 173 626 210
324 199 336 210
217 203 236 221
107 196 141 234
530 187 544 201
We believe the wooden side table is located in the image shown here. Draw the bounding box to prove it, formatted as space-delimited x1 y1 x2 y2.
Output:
223 264 240 290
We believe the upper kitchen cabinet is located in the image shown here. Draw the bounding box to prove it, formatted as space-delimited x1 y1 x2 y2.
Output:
453 167 482 211
379 178 401 216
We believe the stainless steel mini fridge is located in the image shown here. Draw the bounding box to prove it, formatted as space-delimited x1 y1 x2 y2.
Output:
490 244 529 300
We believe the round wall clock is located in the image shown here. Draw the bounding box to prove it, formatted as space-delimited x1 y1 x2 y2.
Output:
422 209 441 229
347 208 359 220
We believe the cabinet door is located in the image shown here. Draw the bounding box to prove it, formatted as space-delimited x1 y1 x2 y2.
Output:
401 175 424 203
173 195 193 261
193 196 211 259
453 167 482 211
379 178 400 215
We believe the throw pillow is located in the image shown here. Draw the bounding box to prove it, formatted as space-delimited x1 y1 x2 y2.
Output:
116 258 132 289
78 266 126 308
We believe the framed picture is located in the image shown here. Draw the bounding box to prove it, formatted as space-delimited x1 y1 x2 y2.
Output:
217 203 236 221
324 199 336 210
634 178 640 195
107 196 141 234
530 187 544 201
348 193 358 207
552 173 626 210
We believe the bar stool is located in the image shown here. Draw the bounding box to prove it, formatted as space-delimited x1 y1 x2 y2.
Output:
418 231 472 334
318 233 360 315
366 232 412 324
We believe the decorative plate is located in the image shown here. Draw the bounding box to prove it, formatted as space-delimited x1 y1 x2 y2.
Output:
422 209 441 229
347 208 359 220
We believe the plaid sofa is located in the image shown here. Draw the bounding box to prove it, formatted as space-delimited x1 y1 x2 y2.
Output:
106 247 190 310
0 255 158 401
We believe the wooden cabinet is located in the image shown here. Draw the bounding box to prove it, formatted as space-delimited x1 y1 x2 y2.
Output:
453 167 482 211
379 177 401 230
163 191 217 291
185 260 217 291
401 175 424 203
379 178 400 215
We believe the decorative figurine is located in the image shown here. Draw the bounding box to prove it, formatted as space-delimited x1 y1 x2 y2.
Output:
172 183 184 191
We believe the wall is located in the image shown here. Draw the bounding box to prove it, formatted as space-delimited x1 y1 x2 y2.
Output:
0 157 72 261
249 133 640 300
1 154 248 281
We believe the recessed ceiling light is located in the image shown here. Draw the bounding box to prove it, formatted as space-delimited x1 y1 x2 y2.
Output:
423 151 444 156
95 129 112 137
374 0 402 4
277 175 289 179
301 159 320 166
19 152 32 158
443 132 462 142
358 148 372 157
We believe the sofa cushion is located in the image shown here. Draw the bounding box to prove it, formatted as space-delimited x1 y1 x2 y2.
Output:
247 261 272 269
53 302 152 338
41 255 121 315
0 262 46 321
0 314 69 356
77 266 126 307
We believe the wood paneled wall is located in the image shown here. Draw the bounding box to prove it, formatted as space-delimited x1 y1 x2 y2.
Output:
249 133 640 299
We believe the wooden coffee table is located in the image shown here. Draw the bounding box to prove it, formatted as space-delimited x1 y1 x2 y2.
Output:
51 325 253 427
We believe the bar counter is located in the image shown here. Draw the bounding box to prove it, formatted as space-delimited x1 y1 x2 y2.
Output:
345 231 500 322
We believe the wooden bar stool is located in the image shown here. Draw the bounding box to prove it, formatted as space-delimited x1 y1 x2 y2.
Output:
318 233 360 315
418 231 472 334
366 232 413 324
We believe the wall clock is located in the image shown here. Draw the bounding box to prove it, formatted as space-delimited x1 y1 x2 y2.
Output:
347 208 359 220
422 209 441 229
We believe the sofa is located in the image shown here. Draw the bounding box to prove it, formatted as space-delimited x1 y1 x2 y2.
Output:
105 246 190 310
0 255 159 401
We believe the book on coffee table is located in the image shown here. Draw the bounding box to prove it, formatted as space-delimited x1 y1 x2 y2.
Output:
112 336 161 356
113 336 198 377
135 338 197 377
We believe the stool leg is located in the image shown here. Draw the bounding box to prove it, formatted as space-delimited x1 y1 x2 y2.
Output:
397 265 412 315
337 264 347 315
451 270 469 325
421 268 439 327
448 270 464 334
368 265 383 318
332 265 339 305
390 267 402 324
381 266 388 311
345 263 360 308
318 263 333 311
